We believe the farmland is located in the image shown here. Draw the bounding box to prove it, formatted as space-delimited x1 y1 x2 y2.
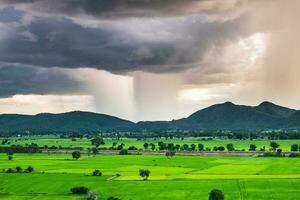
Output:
2 136 300 151
1 153 300 199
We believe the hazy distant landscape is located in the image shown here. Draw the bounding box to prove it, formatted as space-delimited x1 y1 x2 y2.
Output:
1 0 299 199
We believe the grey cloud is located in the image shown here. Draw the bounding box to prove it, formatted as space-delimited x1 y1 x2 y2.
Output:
0 7 250 74
0 0 246 19
0 63 82 97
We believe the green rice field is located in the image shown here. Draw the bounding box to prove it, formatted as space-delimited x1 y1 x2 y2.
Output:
1 153 300 199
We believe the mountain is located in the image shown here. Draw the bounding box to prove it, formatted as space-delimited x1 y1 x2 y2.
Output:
0 102 299 133
0 111 134 133
171 102 295 130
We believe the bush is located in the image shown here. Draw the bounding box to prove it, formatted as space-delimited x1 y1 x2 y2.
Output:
209 189 224 200
289 153 300 157
119 149 128 155
6 168 14 173
24 166 34 173
70 186 89 194
72 151 81 160
15 166 22 173
92 169 102 176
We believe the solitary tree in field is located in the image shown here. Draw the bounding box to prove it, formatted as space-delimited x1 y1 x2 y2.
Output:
209 189 224 200
91 137 105 147
139 169 150 180
249 144 257 151
72 151 81 160
291 144 299 152
8 155 13 160
270 142 280 151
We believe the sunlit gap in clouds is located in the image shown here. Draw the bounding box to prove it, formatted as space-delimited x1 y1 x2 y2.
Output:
177 32 268 108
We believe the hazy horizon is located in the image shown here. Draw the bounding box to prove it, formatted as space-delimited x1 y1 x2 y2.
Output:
0 0 299 121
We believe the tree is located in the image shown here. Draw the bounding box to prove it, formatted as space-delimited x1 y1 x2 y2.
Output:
128 146 138 150
183 144 189 151
8 155 13 160
15 166 22 173
70 186 89 194
249 144 257 151
291 144 299 152
150 143 156 151
270 142 280 151
226 143 234 151
72 151 81 160
209 189 224 200
92 169 102 176
217 146 225 151
190 144 196 151
198 144 204 151
139 169 150 180
167 143 175 151
91 137 105 147
143 143 149 150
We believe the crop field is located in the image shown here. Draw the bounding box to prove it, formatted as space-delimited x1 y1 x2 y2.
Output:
1 154 300 199
2 137 300 151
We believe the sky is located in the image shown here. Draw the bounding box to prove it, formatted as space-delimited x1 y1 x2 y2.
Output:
0 0 299 121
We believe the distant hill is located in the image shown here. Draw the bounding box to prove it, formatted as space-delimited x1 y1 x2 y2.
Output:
0 111 134 133
171 102 296 130
0 102 299 133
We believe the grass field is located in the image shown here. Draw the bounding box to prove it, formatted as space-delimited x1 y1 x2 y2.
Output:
1 136 300 151
1 153 300 199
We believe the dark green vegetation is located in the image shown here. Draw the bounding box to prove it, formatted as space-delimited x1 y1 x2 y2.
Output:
2 102 300 134
1 154 300 199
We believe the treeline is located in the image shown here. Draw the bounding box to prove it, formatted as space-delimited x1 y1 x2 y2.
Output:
2 130 300 140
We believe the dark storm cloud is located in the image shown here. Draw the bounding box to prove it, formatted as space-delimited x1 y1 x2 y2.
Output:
0 63 81 97
0 7 248 73
0 0 245 18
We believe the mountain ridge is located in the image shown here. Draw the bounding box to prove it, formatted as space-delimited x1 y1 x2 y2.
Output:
0 102 300 133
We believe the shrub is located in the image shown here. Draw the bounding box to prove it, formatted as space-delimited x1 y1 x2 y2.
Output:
92 169 102 176
15 166 22 173
289 153 300 157
24 166 34 173
209 189 224 200
119 149 128 155
70 186 89 194
72 151 81 160
6 168 14 173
